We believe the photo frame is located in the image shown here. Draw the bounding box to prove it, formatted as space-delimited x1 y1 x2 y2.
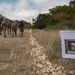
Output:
60 31 75 59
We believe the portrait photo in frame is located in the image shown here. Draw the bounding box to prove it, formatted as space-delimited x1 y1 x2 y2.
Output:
60 31 75 59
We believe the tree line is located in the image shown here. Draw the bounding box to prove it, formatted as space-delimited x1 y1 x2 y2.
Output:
32 0 75 30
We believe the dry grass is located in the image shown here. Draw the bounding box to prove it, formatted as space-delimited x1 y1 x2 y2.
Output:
32 29 75 75
0 30 34 75
0 29 75 75
32 29 61 59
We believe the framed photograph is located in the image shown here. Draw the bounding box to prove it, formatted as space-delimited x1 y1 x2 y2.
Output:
60 31 75 59
65 40 75 54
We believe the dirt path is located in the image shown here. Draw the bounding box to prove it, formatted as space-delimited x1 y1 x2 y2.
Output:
29 29 66 75
0 30 33 75
0 29 66 75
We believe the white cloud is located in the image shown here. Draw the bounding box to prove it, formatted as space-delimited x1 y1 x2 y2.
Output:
31 0 70 13
0 0 70 23
0 2 12 14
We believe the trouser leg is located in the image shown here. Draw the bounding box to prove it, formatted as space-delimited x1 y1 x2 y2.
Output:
12 29 14 37
3 27 6 38
15 30 17 37
0 30 1 35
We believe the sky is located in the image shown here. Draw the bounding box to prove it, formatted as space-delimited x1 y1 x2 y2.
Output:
0 0 70 23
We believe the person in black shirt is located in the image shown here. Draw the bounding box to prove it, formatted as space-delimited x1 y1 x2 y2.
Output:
18 20 24 37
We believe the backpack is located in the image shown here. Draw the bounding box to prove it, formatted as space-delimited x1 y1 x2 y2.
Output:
18 21 24 27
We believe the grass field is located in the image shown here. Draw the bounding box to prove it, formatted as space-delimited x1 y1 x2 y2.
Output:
0 29 75 75
0 30 34 75
32 29 75 75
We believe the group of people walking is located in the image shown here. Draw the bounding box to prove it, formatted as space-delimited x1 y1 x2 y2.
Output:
0 17 25 37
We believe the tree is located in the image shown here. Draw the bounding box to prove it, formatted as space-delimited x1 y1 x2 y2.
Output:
49 5 74 15
32 14 50 29
32 4 75 29
54 12 73 22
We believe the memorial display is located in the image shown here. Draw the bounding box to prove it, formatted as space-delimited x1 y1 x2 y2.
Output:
60 31 75 59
